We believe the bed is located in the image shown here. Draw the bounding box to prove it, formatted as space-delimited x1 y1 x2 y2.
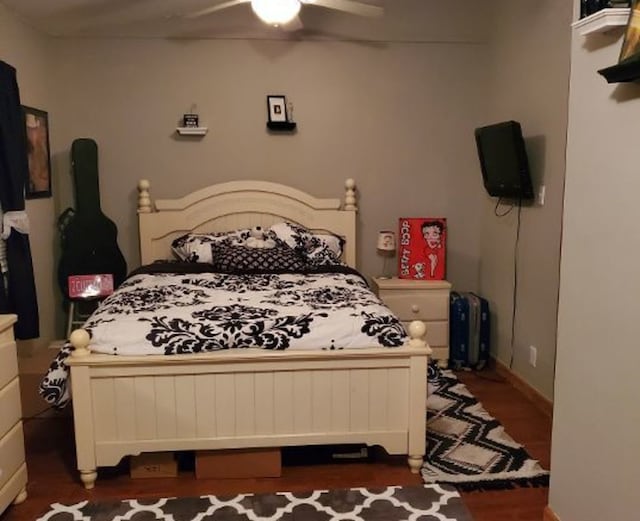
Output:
62 179 431 489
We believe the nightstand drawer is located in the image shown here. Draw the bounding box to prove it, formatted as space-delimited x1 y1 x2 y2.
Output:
0 379 21 439
374 279 450 366
0 423 25 492
381 291 449 321
401 320 448 347
0 342 18 391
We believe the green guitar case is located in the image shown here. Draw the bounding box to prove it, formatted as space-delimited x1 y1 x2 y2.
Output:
57 138 127 299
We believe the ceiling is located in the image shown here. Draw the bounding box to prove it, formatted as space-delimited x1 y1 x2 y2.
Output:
0 0 390 39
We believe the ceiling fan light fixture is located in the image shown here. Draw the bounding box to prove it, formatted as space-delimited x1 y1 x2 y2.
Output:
251 0 301 26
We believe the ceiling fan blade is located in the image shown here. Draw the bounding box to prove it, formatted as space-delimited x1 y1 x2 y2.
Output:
184 0 251 19
302 0 383 17
281 15 304 31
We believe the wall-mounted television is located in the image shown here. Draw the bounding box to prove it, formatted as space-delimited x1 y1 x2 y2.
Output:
474 120 534 200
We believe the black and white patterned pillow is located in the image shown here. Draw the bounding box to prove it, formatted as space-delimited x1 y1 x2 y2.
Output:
269 222 344 266
304 234 343 266
211 243 308 273
171 229 252 263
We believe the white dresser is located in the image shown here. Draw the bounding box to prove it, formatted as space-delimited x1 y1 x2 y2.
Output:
373 278 451 368
0 314 27 514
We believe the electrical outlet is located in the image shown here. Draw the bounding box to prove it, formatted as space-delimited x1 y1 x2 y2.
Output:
529 345 537 368
537 185 546 206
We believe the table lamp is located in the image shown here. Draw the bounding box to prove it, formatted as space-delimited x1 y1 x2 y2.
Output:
377 230 396 279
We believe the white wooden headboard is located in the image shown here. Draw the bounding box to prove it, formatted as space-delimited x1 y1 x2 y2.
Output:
137 179 358 267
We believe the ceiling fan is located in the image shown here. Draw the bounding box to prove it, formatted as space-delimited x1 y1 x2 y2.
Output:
184 0 383 28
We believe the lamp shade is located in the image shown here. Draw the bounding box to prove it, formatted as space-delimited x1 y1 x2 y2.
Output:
377 231 396 252
251 0 301 25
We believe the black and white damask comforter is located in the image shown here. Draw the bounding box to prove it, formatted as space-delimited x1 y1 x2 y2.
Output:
41 263 406 408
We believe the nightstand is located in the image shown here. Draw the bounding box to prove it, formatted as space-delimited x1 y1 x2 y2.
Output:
373 278 451 368
0 314 28 514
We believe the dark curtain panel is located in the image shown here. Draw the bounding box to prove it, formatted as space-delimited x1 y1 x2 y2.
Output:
0 60 40 339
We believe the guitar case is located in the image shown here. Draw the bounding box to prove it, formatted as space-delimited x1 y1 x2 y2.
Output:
57 138 127 300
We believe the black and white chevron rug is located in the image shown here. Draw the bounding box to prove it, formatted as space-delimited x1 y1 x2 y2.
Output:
423 364 549 491
36 484 473 521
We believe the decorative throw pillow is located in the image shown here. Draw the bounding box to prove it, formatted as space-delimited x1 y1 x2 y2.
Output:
269 222 344 266
304 234 344 266
211 243 308 273
314 233 345 258
171 229 252 263
268 222 311 254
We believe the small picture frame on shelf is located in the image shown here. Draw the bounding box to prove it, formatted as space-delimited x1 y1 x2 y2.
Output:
619 0 640 62
267 95 287 123
182 113 199 127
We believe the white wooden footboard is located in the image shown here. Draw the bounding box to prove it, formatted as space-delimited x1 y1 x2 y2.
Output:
66 325 430 489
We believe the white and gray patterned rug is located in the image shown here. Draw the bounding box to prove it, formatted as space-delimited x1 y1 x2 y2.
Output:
35 484 472 521
423 364 549 490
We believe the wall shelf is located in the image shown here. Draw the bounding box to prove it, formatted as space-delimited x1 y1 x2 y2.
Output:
176 126 208 136
572 8 630 36
267 121 297 132
598 57 640 83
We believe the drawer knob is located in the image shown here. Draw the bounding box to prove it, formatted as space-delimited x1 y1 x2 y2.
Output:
411 304 420 313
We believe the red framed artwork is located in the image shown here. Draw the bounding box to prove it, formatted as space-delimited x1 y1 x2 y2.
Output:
398 218 447 280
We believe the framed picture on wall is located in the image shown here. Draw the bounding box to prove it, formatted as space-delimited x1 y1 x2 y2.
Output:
398 218 447 280
619 0 640 63
22 105 52 199
267 95 287 123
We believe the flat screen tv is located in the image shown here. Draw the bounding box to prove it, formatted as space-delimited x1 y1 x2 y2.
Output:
474 120 534 200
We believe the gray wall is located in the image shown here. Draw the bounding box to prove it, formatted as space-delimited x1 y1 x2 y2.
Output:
3 1 495 347
549 1 640 518
0 4 58 353
479 0 572 400
46 1 492 325
4 0 572 411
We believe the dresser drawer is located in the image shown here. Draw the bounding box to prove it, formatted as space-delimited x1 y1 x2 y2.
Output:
0 342 18 391
0 423 25 492
0 463 27 516
0 379 21 439
381 291 449 321
402 320 448 347
0 322 14 345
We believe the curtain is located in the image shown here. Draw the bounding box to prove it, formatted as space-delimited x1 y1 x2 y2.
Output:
0 60 39 339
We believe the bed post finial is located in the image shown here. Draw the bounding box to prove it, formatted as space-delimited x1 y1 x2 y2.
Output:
344 178 357 211
138 179 153 213
408 321 431 353
70 328 91 357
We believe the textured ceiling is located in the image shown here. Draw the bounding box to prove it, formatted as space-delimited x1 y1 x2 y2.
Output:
0 0 390 39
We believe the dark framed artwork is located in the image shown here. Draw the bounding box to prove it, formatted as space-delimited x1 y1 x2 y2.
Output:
22 105 52 199
267 95 287 123
619 0 640 63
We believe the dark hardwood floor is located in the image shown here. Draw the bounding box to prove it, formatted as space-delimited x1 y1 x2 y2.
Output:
1 368 552 521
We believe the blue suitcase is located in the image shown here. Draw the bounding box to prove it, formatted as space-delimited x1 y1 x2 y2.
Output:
449 292 470 370
449 292 491 370
465 292 490 370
